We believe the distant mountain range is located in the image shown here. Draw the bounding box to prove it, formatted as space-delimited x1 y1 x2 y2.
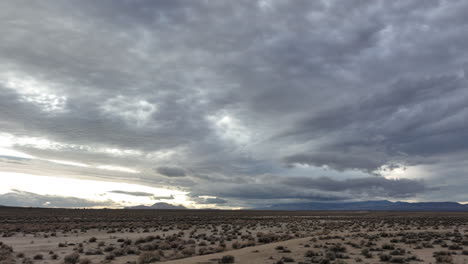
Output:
2 200 468 211
125 202 187 210
256 200 468 211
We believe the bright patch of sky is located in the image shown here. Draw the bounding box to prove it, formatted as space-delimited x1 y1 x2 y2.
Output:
1 72 67 113
0 172 190 208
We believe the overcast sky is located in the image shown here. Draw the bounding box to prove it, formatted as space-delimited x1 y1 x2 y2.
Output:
1 0 468 208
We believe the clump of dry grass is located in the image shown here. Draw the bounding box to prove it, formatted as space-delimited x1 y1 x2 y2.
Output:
0 242 15 264
219 255 235 263
64 252 80 264
138 251 161 264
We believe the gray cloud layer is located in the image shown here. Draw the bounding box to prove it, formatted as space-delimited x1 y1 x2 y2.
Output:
282 176 431 198
0 190 116 208
155 167 187 177
1 0 468 207
109 190 154 197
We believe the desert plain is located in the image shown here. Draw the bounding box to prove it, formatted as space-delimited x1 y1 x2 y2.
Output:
1 208 468 264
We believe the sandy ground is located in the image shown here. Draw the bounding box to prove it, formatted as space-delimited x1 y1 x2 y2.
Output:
164 230 468 264
4 228 468 263
2 209 468 263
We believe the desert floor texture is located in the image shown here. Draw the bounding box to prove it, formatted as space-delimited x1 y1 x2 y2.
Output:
1 208 468 264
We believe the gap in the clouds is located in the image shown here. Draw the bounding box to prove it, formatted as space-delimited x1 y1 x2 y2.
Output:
279 163 370 180
0 172 191 208
48 159 90 167
1 72 68 113
0 147 35 159
0 133 144 176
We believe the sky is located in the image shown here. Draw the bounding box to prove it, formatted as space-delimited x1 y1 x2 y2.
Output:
0 0 468 209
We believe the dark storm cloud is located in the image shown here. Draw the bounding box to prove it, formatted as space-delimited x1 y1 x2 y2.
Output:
1 0 468 206
283 74 468 172
189 175 432 206
191 197 228 205
155 167 186 177
190 183 349 201
0 190 116 208
109 191 176 200
283 152 388 173
0 155 31 162
282 176 430 198
151 195 174 200
109 190 154 197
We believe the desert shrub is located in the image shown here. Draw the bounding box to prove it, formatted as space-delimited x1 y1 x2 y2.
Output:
22 258 33 264
380 254 392 261
317 258 330 264
79 258 92 264
113 248 125 257
328 244 346 252
434 254 453 263
33 254 43 260
232 241 241 249
139 243 156 251
422 242 434 248
282 257 295 262
390 249 406 255
214 246 225 253
124 246 139 255
64 252 80 264
257 233 282 243
182 247 196 256
105 253 115 260
407 255 420 261
158 242 172 250
448 244 462 250
433 251 451 256
334 260 347 264
305 250 319 257
104 245 115 252
135 238 146 245
138 251 161 264
219 255 235 263
325 251 336 261
361 248 372 258
382 244 395 250
390 256 405 263
88 237 97 243
0 243 14 264
275 245 285 250
122 239 133 246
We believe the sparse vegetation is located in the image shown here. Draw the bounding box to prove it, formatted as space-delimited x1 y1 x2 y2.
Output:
219 255 235 263
0 209 467 263
64 252 80 264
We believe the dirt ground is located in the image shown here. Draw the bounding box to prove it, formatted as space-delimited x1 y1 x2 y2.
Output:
1 208 468 264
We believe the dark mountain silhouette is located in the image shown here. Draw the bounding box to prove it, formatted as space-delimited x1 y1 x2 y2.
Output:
125 202 187 210
257 200 468 211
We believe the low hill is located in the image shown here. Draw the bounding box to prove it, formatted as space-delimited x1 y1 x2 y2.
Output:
125 202 187 210
257 200 468 211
